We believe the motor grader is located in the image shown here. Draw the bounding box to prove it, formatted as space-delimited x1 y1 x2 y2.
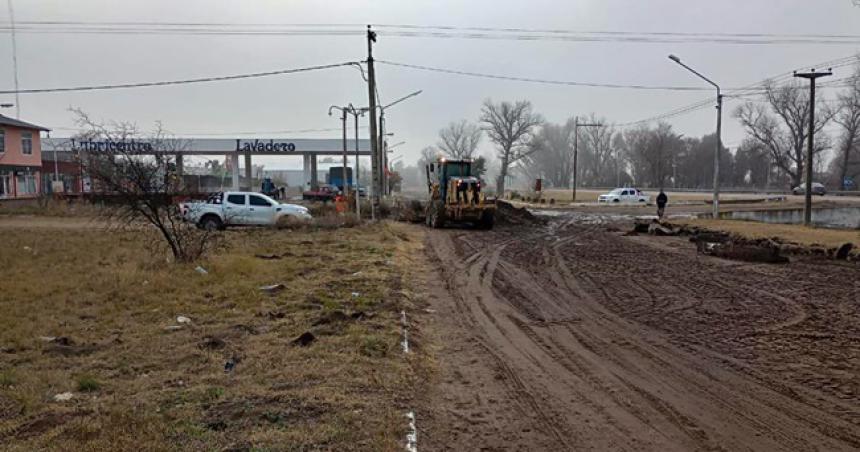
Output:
424 158 496 229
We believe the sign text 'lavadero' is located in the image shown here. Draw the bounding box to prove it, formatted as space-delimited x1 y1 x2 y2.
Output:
235 139 296 153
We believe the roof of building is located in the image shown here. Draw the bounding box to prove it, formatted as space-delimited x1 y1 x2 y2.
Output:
0 114 50 132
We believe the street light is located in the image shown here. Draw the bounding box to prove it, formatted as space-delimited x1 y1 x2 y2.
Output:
328 105 351 203
345 104 368 219
668 54 723 217
377 90 422 196
387 141 406 152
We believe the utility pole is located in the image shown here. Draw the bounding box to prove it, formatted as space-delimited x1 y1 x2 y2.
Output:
7 0 20 118
794 68 832 226
571 117 602 203
366 25 380 219
713 93 723 217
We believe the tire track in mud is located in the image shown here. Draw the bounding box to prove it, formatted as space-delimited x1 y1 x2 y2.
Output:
543 219 860 448
431 231 574 449
424 216 860 450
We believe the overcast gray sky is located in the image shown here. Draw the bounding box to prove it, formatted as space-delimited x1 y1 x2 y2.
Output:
2 0 860 169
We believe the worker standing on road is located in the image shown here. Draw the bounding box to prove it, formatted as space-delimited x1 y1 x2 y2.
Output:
656 190 668 220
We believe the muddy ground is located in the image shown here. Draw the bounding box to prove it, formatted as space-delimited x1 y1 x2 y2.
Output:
418 213 859 451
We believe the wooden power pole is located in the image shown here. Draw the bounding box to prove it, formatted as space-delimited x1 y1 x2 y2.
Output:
793 68 832 226
366 25 379 219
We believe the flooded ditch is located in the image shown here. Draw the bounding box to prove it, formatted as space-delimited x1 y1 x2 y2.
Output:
707 206 860 230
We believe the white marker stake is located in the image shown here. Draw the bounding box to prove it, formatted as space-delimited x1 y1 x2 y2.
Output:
400 310 410 354
406 411 418 452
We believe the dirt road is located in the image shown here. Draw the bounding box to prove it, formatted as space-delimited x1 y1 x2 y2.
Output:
418 215 859 451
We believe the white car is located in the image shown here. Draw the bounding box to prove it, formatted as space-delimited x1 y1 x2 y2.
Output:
180 191 311 230
598 188 651 204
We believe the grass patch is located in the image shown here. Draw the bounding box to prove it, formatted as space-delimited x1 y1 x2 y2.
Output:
0 216 428 451
0 370 16 388
76 376 101 393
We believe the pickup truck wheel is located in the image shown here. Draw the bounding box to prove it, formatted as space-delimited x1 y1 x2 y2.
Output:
200 215 224 232
613 198 620 203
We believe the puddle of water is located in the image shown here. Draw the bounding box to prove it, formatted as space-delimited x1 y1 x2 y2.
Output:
706 207 860 230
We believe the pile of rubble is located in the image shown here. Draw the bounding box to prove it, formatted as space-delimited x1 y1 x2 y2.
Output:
496 200 546 226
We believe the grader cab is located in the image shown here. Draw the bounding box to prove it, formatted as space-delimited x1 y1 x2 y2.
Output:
425 159 496 229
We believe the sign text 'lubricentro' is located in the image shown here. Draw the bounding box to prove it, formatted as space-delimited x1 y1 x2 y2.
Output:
72 139 154 152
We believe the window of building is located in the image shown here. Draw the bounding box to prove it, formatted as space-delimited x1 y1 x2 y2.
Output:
16 172 37 195
0 171 10 197
21 131 32 155
0 128 5 153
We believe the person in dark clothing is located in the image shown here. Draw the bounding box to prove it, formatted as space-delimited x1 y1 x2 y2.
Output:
656 190 668 219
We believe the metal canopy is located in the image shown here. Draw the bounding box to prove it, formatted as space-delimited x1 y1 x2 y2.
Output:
42 137 371 156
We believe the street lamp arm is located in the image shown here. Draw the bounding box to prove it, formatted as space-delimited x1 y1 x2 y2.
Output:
328 105 345 116
669 57 720 93
382 90 423 111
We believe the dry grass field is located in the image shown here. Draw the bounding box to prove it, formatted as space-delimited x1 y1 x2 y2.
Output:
0 218 429 451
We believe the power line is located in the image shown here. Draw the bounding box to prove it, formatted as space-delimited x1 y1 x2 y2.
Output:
0 61 358 94
0 26 363 37
9 20 860 42
4 23 860 45
374 23 860 41
52 124 369 136
377 30 860 46
14 20 362 27
175 126 369 136
617 54 860 127
378 60 737 91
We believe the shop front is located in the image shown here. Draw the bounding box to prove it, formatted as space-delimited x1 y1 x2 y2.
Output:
0 114 50 200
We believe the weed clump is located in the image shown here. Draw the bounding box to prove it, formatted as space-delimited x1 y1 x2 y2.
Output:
76 375 101 392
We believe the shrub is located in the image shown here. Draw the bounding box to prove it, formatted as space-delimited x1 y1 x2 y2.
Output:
359 335 390 358
77 375 101 392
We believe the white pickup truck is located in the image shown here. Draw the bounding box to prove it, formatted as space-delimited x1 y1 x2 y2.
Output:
598 187 651 204
180 191 311 230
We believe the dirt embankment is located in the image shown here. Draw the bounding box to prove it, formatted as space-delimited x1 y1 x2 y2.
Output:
418 216 860 451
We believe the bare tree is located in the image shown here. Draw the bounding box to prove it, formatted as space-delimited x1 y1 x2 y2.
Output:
71 108 220 262
519 118 575 188
833 63 860 190
621 122 681 188
579 114 615 186
437 120 482 159
480 99 543 194
418 146 441 167
734 81 835 187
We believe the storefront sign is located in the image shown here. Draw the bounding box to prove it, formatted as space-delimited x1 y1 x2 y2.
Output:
72 139 154 153
235 139 296 153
